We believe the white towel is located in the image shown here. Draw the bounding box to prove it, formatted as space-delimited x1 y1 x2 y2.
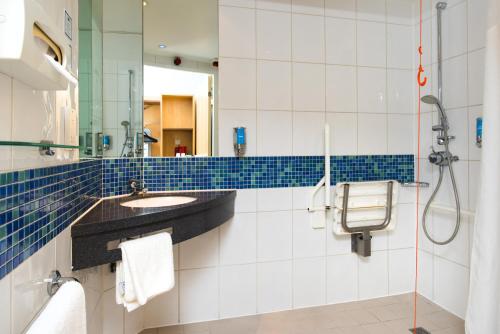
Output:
27 281 86 334
116 232 175 312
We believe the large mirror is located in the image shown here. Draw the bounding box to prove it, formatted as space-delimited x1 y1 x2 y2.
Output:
143 0 218 157
79 0 218 158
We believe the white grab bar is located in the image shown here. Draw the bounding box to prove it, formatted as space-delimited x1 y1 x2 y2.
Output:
430 204 475 218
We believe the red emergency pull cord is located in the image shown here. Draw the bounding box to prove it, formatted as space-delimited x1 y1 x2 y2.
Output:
417 64 427 87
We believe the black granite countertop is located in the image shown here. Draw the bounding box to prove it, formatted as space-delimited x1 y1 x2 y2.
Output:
71 190 236 270
72 191 236 237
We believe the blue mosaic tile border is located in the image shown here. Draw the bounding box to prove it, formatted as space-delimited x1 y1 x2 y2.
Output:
103 155 414 196
0 160 101 279
102 158 143 197
0 154 413 279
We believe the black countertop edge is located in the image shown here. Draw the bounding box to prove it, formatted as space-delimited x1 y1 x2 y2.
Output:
71 190 236 237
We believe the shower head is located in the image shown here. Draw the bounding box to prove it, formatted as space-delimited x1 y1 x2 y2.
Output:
121 120 130 127
421 95 449 129
436 2 447 10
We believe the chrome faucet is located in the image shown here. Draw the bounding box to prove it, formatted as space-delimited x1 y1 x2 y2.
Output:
129 178 147 196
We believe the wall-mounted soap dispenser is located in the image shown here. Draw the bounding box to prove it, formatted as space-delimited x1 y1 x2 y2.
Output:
233 127 246 157
476 117 483 148
0 0 77 90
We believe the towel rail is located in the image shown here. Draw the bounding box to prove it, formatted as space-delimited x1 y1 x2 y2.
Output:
46 270 80 296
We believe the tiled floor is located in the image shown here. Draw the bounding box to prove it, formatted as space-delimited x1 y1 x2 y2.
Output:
141 294 465 334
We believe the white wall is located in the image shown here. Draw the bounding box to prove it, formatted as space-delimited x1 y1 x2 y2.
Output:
0 0 80 172
415 0 487 319
217 0 416 157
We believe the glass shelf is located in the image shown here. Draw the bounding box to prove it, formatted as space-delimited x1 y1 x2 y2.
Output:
0 141 80 156
0 141 80 149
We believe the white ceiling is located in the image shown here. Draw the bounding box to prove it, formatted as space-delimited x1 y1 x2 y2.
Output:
143 0 218 61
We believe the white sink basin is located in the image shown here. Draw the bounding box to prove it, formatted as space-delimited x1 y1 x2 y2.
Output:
121 196 196 208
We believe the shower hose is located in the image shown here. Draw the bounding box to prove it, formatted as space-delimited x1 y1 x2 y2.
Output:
422 162 461 245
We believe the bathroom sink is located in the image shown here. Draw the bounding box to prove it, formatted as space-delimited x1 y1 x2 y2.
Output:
120 196 197 208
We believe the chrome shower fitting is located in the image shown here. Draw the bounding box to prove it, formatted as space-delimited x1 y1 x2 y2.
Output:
420 95 461 245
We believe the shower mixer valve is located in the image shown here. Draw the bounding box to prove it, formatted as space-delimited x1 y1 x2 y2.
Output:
429 147 459 166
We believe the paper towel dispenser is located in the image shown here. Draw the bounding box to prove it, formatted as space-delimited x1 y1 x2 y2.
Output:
0 0 77 90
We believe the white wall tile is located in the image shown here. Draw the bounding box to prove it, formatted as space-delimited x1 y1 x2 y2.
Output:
218 109 257 156
103 0 142 32
220 213 257 265
257 110 293 156
325 0 356 19
293 257 327 308
293 63 326 112
446 108 469 160
358 113 388 155
257 60 292 110
179 268 219 323
387 24 413 69
357 67 387 114
143 272 179 328
417 250 434 300
0 74 12 171
388 114 414 154
387 0 415 25
292 0 325 15
257 211 293 261
257 188 293 211
327 227 353 256
293 210 327 258
219 6 256 58
357 0 386 22
326 254 358 303
292 186 325 210
388 249 415 295
102 288 124 334
442 2 467 60
433 160 468 210
292 14 325 63
179 228 219 269
325 18 356 65
358 251 389 299
326 112 358 155
387 69 414 114
326 65 357 112
468 161 481 211
389 203 416 249
0 276 11 334
433 211 469 266
442 55 468 110
257 261 293 312
256 10 291 61
292 111 325 155
219 58 257 110
235 189 258 213
220 0 256 8
220 264 257 318
357 21 386 67
468 0 488 51
125 307 144 334
468 49 485 106
12 240 55 334
434 257 469 318
257 0 291 12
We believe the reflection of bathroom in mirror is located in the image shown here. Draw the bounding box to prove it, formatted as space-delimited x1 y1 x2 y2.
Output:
143 0 218 157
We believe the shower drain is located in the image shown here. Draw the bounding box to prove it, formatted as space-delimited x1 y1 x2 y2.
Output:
409 328 431 334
